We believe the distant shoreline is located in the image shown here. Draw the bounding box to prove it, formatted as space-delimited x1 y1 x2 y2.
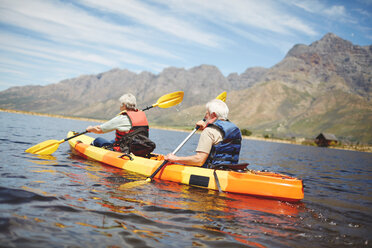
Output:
2 108 371 153
0 108 106 123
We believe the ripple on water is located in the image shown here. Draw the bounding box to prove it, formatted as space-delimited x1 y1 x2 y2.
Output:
1 112 371 247
0 186 58 204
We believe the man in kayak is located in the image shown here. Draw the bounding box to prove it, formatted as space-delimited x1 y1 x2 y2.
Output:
86 93 150 152
164 99 242 167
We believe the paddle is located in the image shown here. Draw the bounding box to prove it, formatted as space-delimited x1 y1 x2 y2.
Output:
145 91 227 183
142 91 184 111
25 91 184 155
25 131 89 155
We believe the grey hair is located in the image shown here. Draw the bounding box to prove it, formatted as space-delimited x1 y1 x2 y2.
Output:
206 99 229 120
119 93 136 110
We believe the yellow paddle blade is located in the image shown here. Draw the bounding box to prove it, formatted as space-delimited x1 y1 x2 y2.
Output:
25 139 63 155
153 91 184 109
216 91 226 102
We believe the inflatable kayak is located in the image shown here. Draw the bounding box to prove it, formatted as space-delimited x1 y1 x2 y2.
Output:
67 131 304 202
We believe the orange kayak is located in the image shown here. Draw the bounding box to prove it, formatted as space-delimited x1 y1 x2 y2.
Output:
67 131 304 202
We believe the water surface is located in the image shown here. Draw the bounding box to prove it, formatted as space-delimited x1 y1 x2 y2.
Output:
0 112 371 247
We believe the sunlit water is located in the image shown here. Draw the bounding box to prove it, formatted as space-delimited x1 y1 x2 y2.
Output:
0 112 371 247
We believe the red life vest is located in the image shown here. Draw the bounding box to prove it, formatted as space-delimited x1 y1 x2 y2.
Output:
113 110 149 151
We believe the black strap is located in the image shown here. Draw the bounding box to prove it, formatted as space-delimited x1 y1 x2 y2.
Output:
114 127 147 144
210 163 249 171
221 138 241 144
124 126 148 138
118 153 134 161
212 152 239 158
213 169 222 193
106 127 148 150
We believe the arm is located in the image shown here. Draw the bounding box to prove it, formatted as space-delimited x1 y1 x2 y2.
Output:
164 151 209 167
86 115 131 134
86 125 104 134
164 123 218 167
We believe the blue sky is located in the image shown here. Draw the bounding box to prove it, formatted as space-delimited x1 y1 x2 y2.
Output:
0 0 371 91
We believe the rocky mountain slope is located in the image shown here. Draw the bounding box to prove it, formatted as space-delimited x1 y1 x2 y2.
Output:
1 33 371 143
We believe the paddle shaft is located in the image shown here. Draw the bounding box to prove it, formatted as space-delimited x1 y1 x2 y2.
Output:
172 115 215 155
147 126 201 181
65 131 89 142
173 127 198 154
142 105 153 111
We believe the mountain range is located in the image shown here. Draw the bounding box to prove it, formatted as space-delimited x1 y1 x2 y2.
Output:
1 33 371 144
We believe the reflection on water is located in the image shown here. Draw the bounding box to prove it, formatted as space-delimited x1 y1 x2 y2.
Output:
1 112 371 247
27 154 57 163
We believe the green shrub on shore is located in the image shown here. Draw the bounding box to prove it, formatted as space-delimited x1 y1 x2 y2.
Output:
301 140 317 146
241 129 252 136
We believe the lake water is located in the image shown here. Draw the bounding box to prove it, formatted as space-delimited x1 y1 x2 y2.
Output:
0 111 371 247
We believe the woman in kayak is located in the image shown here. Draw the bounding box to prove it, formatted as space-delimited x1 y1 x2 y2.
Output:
86 93 150 151
164 99 242 167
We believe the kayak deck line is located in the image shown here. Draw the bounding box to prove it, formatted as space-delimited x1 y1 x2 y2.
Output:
67 131 304 202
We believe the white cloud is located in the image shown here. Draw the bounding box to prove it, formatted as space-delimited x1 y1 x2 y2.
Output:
324 5 346 17
0 53 43 70
0 0 319 65
0 32 116 67
77 0 221 48
289 0 349 19
353 8 372 18
154 0 317 36
0 0 176 58
0 67 27 76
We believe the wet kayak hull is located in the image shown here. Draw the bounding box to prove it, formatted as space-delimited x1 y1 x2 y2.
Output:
67 131 304 201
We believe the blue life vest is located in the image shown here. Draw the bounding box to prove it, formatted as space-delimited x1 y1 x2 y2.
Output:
202 120 242 168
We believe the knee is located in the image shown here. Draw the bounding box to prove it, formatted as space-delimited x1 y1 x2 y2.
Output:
92 137 108 147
